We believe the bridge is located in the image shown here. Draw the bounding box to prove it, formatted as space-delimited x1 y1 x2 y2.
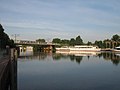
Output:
15 40 60 46
15 40 60 52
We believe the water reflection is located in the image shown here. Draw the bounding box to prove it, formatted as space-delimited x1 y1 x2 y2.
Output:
18 51 120 90
19 52 47 60
18 51 120 65
102 52 120 65
56 50 101 56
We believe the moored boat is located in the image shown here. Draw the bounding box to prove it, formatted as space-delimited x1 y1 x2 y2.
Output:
56 45 101 52
56 46 70 51
69 45 101 52
112 46 120 52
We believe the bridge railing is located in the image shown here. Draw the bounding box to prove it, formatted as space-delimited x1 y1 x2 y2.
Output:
15 40 60 46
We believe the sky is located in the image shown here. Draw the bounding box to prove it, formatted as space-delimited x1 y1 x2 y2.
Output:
0 0 120 42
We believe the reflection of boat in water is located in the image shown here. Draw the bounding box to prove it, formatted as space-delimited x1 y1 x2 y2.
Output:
19 46 33 57
19 51 33 57
112 46 120 52
56 51 101 56
56 45 101 52
116 53 120 56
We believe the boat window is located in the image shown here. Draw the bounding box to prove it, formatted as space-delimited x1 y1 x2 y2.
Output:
116 48 120 50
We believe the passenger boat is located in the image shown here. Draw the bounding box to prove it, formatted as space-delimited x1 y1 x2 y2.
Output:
112 46 120 52
56 45 101 52
56 46 70 51
69 45 101 52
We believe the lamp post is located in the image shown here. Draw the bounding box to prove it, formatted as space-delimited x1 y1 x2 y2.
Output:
11 34 20 43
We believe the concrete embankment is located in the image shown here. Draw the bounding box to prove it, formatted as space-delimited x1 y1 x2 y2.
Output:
0 49 17 90
0 56 10 90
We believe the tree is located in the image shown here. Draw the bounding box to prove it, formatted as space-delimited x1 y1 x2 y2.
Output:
52 38 61 43
0 24 15 49
69 38 75 46
61 39 69 45
94 40 103 48
9 39 15 48
111 34 120 41
0 24 4 32
36 39 45 43
0 24 4 39
75 35 83 45
87 41 92 45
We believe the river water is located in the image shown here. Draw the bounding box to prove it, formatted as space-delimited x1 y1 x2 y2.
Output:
18 51 120 90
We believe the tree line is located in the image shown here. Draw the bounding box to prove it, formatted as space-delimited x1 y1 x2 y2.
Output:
0 24 15 49
91 34 120 48
1 23 119 49
52 36 83 46
52 34 120 48
36 34 120 48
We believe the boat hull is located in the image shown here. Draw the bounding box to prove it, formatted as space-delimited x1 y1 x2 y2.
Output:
56 48 70 51
56 45 101 52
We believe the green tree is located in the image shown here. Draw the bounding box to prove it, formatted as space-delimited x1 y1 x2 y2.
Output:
94 40 103 48
0 24 15 49
9 39 15 48
61 39 69 45
0 24 4 36
69 38 75 46
111 34 120 41
52 38 61 43
75 35 83 45
87 41 92 45
36 39 45 43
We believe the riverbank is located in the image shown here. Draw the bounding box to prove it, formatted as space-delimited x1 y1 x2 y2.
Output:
0 55 10 90
0 49 18 90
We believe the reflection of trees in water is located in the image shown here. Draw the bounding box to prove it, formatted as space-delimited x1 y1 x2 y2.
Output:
52 54 61 60
18 52 47 60
70 55 75 61
52 54 69 60
97 53 103 58
33 52 47 60
53 54 83 64
69 55 83 64
102 52 120 65
19 51 120 65
112 60 120 66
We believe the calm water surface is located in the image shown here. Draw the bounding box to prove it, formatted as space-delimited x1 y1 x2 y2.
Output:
18 52 120 90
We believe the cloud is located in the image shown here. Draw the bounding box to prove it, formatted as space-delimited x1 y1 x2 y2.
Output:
0 0 120 42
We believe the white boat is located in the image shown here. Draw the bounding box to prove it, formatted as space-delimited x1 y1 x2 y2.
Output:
56 46 70 51
56 45 101 52
70 45 101 52
112 46 120 52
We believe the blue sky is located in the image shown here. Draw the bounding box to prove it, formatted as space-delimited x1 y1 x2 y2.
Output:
0 0 120 42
